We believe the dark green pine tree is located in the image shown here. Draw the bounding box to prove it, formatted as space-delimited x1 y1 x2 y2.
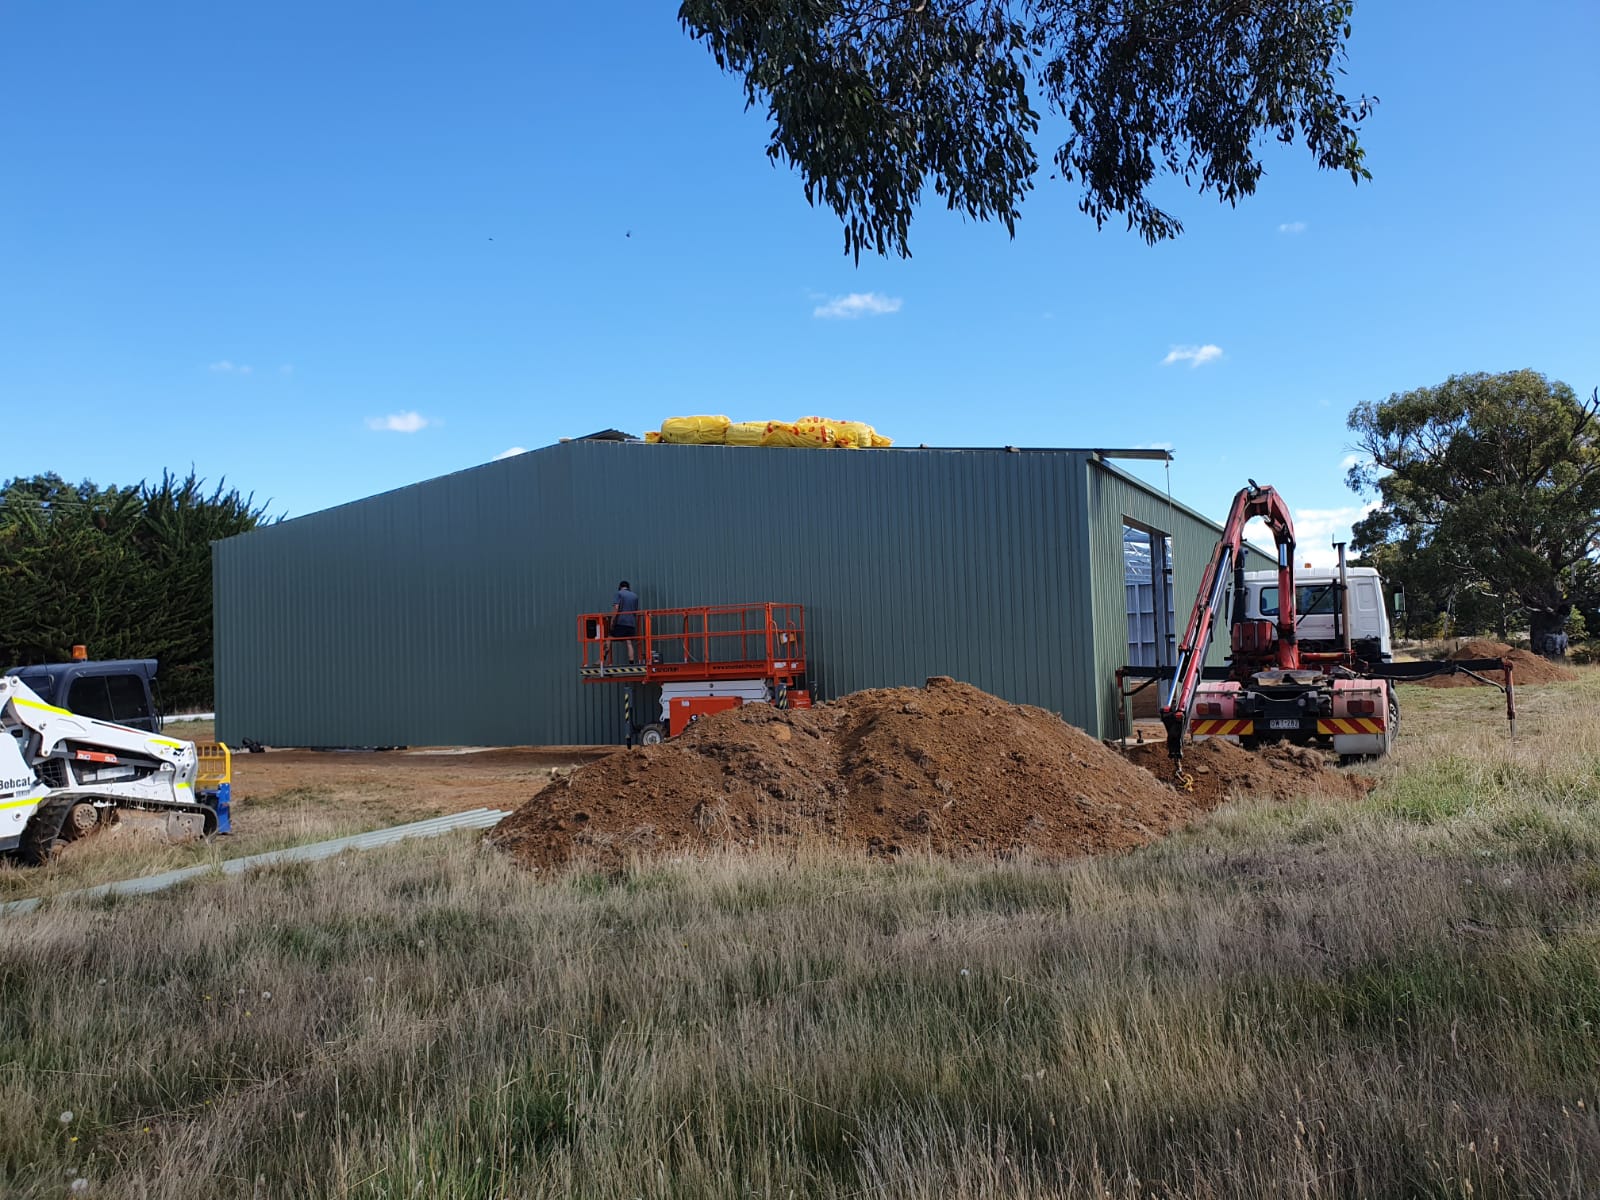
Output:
0 471 270 709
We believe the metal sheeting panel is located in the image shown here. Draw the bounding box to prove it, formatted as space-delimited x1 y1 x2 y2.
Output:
1083 461 1275 734
1123 526 1172 669
216 443 1104 746
214 443 1248 746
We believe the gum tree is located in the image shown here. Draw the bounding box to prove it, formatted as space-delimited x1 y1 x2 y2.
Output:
680 0 1374 259
1347 372 1600 657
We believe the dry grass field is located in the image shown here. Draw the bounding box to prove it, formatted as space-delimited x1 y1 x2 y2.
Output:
1 676 1597 1198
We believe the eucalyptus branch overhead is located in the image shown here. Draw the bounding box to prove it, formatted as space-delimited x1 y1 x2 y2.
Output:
681 0 1373 258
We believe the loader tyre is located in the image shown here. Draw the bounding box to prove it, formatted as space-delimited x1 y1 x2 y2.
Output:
18 796 74 865
638 723 667 746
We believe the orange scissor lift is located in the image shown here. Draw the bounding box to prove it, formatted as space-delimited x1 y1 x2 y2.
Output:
578 602 809 745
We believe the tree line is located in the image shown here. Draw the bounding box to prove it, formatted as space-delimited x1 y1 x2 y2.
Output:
0 471 267 711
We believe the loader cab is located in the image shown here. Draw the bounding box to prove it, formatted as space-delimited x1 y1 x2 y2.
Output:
3 659 163 733
1241 568 1393 661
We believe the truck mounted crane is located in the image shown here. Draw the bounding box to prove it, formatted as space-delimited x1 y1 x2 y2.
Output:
1162 481 1395 772
1158 480 1518 774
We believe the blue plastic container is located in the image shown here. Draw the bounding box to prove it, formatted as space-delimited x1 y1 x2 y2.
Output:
213 783 232 834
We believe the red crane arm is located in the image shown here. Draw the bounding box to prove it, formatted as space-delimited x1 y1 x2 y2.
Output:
1161 482 1299 755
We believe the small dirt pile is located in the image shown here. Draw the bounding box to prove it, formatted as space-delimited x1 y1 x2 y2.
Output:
490 678 1364 871
1123 739 1373 808
1412 639 1578 689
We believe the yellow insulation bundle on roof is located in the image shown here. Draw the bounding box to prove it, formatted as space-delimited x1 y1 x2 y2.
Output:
725 421 768 446
832 420 891 449
646 415 892 449
792 417 837 447
659 415 731 445
751 423 797 447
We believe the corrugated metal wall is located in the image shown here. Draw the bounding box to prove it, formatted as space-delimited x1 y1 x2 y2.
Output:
1083 460 1275 734
214 443 1254 747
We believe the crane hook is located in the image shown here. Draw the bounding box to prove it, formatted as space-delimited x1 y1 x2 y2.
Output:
1171 753 1195 793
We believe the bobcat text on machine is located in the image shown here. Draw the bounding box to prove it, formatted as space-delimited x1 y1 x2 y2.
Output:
1142 480 1516 772
577 602 809 744
0 661 231 863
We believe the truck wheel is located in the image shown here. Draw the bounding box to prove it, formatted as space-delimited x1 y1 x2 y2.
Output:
638 723 667 746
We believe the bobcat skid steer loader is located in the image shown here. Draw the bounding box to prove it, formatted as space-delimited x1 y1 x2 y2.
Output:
0 675 229 864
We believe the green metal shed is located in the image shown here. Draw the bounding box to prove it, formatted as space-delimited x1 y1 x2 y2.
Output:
212 440 1271 747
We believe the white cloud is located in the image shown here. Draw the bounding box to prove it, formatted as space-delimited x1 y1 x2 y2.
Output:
1339 452 1366 472
1278 221 1308 235
1161 344 1224 368
366 411 430 434
494 446 528 460
813 292 903 320
1288 503 1380 568
208 360 252 374
1135 441 1175 452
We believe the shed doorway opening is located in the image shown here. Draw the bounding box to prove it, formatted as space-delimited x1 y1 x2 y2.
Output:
1124 522 1175 675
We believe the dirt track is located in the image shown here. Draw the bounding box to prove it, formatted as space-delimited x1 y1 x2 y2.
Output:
229 745 617 818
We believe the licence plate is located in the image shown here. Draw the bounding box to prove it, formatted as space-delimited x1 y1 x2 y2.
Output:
1268 719 1300 731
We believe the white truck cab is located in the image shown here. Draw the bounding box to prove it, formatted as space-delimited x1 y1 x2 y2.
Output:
1240 566 1393 662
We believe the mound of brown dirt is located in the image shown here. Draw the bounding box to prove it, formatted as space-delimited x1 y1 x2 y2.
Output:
489 678 1367 872
1412 640 1579 688
1122 738 1373 808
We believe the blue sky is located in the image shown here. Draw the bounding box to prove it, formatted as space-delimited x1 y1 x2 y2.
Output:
2 1 1595 563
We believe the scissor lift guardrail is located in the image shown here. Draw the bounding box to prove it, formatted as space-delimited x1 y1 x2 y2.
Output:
578 602 806 686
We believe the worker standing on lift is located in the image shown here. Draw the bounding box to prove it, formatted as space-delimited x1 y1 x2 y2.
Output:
611 580 640 665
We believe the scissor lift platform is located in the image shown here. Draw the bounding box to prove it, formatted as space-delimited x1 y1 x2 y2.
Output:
577 602 808 741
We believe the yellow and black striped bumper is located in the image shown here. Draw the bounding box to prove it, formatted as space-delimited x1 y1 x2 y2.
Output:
1191 719 1253 736
1191 718 1387 737
1317 718 1386 735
